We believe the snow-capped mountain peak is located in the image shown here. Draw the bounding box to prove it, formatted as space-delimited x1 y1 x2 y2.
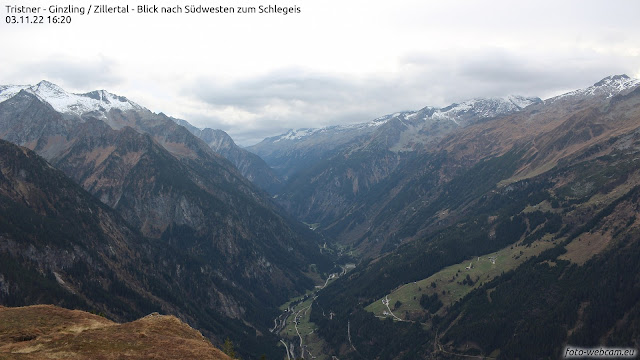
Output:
32 80 68 98
0 80 141 118
547 74 640 103
274 128 321 142
504 94 541 109
593 74 639 90
418 95 541 126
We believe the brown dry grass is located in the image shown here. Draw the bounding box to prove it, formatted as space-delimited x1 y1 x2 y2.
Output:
560 187 640 265
0 305 231 360
560 232 613 265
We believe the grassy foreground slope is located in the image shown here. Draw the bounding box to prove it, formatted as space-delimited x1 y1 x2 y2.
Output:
0 304 232 360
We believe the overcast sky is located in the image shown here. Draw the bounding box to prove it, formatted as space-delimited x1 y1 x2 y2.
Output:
2 0 639 145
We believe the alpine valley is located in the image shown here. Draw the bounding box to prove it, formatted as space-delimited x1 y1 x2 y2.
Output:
1 75 640 359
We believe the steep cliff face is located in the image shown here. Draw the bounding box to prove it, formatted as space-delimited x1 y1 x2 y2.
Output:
173 118 283 193
273 96 541 238
0 91 74 159
51 119 319 292
0 138 157 315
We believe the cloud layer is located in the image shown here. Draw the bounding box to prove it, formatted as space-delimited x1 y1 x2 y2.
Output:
182 47 638 145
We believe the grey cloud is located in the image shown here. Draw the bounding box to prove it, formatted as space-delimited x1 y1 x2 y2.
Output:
189 70 372 110
185 89 385 146
16 55 123 90
184 70 406 145
399 48 638 101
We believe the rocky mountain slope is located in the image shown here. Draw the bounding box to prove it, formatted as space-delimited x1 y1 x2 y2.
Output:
0 81 217 163
0 83 331 358
269 95 541 235
173 117 283 193
0 304 232 360
0 81 278 193
0 138 148 314
0 138 306 358
247 123 384 180
0 83 321 283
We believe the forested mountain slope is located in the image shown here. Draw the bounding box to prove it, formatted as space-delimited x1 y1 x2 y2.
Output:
307 75 640 359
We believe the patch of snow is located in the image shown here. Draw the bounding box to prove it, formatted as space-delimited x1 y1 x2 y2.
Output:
424 96 534 125
547 75 640 103
270 95 537 148
274 115 394 143
0 85 30 103
504 95 539 109
274 128 321 142
367 119 388 127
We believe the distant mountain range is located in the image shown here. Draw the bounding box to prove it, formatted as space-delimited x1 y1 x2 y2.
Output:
247 95 541 179
248 95 543 242
247 75 640 252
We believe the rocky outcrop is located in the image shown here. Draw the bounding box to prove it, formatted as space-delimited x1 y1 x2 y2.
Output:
173 118 283 193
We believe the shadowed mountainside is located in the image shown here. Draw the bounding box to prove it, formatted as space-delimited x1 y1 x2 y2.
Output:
0 138 317 359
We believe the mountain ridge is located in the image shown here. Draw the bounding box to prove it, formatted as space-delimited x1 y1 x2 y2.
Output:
246 94 543 187
0 81 280 193
304 75 640 359
248 75 638 162
172 117 283 193
0 81 141 121
261 75 640 254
